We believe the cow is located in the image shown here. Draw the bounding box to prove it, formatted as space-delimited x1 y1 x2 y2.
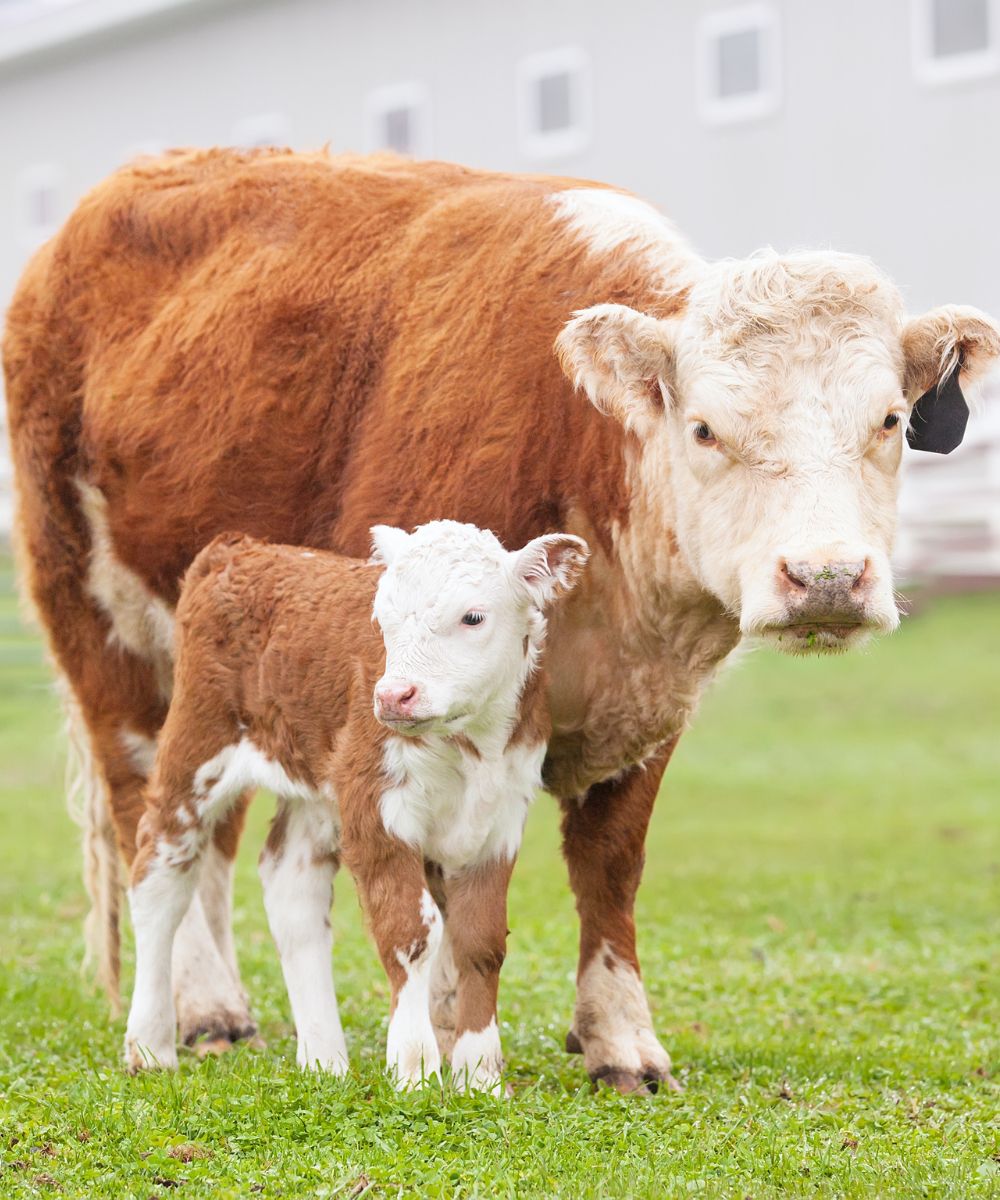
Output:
4 148 998 1095
124 522 588 1089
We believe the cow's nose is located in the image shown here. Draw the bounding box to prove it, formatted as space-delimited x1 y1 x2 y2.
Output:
375 680 420 720
779 558 868 595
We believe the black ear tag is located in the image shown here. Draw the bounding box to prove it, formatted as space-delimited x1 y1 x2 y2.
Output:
906 360 969 454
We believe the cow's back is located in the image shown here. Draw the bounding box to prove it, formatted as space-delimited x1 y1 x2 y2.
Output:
5 148 681 601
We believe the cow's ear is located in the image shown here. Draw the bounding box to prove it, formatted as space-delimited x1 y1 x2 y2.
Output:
369 524 410 566
555 304 677 435
902 306 1000 454
513 534 590 607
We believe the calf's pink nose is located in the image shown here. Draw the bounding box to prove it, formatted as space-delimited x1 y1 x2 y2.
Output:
375 680 420 720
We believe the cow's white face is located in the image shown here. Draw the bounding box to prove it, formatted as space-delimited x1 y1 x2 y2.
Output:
371 520 588 733
557 251 1000 654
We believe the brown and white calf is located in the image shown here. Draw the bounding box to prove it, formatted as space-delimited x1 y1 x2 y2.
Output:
124 521 588 1088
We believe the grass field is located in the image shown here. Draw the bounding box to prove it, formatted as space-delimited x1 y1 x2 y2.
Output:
1 556 998 1199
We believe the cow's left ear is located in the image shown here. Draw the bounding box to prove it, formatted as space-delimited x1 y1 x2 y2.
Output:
555 304 677 436
513 534 590 608
901 306 1000 454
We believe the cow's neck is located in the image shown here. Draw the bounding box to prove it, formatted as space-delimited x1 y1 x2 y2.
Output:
544 439 740 798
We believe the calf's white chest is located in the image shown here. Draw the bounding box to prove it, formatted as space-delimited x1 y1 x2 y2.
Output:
380 737 544 872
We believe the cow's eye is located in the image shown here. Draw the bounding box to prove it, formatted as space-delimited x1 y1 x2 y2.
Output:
883 413 901 431
693 422 717 446
461 612 485 627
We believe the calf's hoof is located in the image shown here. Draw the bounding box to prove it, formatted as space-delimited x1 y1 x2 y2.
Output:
180 1013 259 1057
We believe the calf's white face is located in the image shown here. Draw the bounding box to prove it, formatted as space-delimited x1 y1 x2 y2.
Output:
557 251 1000 652
371 520 588 733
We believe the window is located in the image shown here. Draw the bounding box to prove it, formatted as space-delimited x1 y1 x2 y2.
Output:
18 163 62 249
231 113 289 150
516 47 591 159
365 83 431 157
912 0 999 85
697 5 781 125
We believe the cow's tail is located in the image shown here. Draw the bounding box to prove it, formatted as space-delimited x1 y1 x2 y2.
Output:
61 677 123 1014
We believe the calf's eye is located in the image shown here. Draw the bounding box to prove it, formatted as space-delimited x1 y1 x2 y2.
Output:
693 422 717 446
461 612 485 627
883 413 901 431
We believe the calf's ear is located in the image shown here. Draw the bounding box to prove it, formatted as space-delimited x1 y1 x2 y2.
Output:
555 304 677 435
369 524 411 566
513 534 590 608
902 306 1000 454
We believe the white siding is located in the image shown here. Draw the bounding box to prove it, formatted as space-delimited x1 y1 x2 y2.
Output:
1 0 999 576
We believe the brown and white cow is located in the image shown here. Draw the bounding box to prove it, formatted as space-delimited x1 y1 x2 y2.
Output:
4 149 999 1094
125 523 587 1088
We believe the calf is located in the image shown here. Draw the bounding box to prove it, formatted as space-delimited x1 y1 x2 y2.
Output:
124 521 588 1089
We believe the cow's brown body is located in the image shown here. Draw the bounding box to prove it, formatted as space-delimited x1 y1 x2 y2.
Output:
4 147 739 1091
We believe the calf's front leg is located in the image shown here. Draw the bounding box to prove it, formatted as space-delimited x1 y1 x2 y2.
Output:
347 838 444 1088
559 740 681 1096
443 859 513 1093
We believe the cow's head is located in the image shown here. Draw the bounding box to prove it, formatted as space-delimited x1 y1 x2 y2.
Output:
556 252 1000 653
371 520 589 733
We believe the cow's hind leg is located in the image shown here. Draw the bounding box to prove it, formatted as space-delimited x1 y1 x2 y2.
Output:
14 470 256 1046
259 796 348 1073
559 742 681 1096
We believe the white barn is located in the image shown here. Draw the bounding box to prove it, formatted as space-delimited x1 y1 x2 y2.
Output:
1 0 999 580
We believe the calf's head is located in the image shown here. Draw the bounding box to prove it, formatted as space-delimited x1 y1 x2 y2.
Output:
557 252 1000 652
371 520 589 734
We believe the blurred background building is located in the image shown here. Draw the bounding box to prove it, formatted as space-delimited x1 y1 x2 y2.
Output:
1 0 998 580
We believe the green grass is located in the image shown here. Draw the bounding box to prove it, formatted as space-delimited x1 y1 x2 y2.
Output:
1 555 999 1198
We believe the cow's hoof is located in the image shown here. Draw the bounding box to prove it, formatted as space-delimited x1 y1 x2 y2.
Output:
181 1016 259 1056
590 1064 683 1097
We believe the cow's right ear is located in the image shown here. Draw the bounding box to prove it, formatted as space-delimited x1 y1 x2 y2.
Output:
369 524 410 566
555 304 677 435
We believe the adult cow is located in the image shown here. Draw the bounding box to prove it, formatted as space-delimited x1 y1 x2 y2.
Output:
4 148 998 1094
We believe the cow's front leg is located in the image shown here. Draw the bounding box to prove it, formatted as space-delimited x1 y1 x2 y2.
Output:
348 841 443 1088
443 860 513 1093
559 741 680 1096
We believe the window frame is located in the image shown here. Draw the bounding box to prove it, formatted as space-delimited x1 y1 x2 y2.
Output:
911 0 1000 86
696 3 782 126
364 81 432 157
516 46 592 160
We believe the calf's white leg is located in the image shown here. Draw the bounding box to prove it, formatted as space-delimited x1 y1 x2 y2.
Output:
259 798 348 1073
125 843 200 1072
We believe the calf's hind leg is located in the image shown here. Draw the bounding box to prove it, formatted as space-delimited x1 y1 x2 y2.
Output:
259 797 348 1073
125 811 208 1073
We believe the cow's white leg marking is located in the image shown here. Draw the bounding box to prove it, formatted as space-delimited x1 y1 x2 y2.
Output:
124 847 199 1071
429 922 459 1056
573 941 672 1083
172 889 254 1047
386 889 443 1088
259 798 348 1073
450 1017 503 1094
196 839 243 988
76 478 175 701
